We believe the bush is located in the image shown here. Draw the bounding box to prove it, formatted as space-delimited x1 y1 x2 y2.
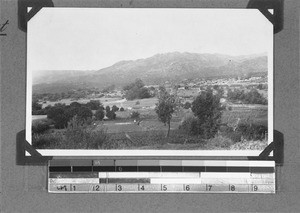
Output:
32 100 42 115
32 109 47 115
207 135 235 149
95 109 105 120
47 107 69 129
120 107 125 111
220 121 267 142
227 89 267 105
32 119 51 134
64 116 109 149
130 111 140 119
230 139 268 150
135 101 140 105
222 130 243 142
112 105 119 112
183 102 191 109
123 79 151 100
76 106 93 120
32 132 63 149
86 100 102 110
236 122 267 141
70 102 81 108
106 110 116 120
179 114 199 135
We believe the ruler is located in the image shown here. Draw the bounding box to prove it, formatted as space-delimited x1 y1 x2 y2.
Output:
48 160 275 193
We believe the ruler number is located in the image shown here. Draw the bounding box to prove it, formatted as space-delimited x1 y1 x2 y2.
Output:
93 185 100 191
185 185 190 191
72 185 76 191
162 185 167 191
253 185 258 191
140 185 145 191
117 185 122 191
117 166 123 172
230 185 235 191
207 185 212 191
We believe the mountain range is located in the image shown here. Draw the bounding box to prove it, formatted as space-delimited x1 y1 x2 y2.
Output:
33 52 268 94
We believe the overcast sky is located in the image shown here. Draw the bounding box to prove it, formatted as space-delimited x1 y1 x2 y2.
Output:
27 8 272 72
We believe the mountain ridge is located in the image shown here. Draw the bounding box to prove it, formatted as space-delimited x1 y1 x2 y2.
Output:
33 52 268 94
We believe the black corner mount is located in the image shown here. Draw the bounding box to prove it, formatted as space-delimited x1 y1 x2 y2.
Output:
18 0 54 32
248 130 284 165
16 130 53 165
18 0 284 34
260 130 284 165
247 0 284 34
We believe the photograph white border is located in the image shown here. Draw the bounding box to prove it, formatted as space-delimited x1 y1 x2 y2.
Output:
25 8 273 157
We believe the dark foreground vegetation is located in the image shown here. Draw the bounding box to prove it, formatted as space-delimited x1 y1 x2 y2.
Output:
32 81 268 150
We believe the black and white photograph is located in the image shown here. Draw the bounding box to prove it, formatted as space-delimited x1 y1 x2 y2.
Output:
26 8 273 155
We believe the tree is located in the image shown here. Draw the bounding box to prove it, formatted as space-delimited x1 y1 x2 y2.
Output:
76 106 93 120
155 88 178 137
66 105 93 122
123 79 151 100
95 108 105 120
32 100 42 111
105 106 110 113
47 107 69 129
184 102 191 109
123 78 144 91
104 105 116 120
227 88 267 105
70 102 81 108
106 110 116 120
130 111 140 119
244 89 267 105
86 100 102 110
137 87 151 99
112 105 119 112
191 89 224 139
32 100 43 115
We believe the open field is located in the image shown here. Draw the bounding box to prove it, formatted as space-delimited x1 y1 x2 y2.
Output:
33 95 268 150
99 119 180 134
32 115 47 120
41 97 159 110
93 104 268 149
222 104 268 126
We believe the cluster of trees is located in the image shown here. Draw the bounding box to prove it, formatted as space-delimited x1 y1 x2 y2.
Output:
32 115 110 149
32 100 121 129
156 87 224 139
47 103 94 129
97 105 118 120
32 99 103 115
227 89 267 105
257 84 268 90
123 78 152 100
33 87 104 102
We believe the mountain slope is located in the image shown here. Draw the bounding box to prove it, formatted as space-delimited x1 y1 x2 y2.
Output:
33 52 267 93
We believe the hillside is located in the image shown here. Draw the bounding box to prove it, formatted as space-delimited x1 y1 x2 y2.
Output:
33 52 267 93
